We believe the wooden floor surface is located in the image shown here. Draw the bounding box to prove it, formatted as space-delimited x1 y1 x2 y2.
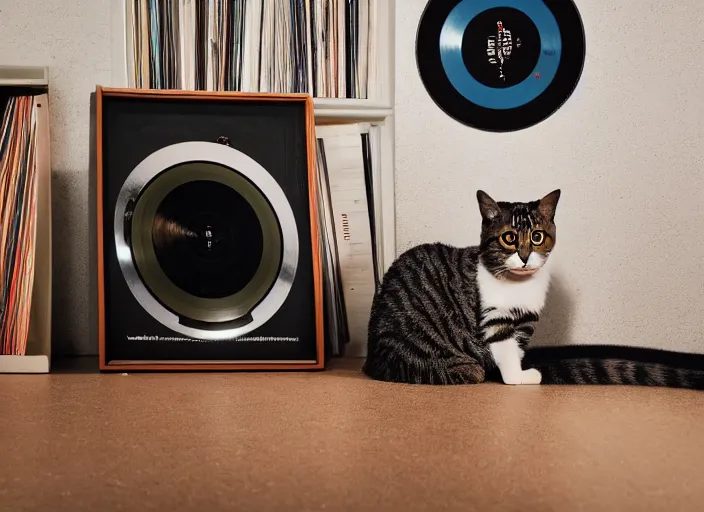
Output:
1 357 703 511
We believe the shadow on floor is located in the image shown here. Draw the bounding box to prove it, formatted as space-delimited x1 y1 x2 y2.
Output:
51 356 100 374
49 356 368 378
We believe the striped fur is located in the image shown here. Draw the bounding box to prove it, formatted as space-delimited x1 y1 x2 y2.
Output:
362 243 490 385
523 346 704 389
362 190 704 389
361 242 547 385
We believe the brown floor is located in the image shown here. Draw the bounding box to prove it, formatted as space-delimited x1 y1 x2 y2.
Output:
1 358 703 511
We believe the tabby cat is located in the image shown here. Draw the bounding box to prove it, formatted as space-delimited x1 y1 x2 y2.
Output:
362 189 704 389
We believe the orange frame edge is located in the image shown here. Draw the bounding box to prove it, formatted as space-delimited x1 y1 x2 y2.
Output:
95 86 325 371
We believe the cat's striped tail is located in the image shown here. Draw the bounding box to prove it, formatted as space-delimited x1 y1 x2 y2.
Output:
523 345 704 390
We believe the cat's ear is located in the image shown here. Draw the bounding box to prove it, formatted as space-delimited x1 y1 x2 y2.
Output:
539 189 561 221
477 190 501 221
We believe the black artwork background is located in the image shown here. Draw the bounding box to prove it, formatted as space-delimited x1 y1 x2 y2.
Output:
462 7 541 89
100 95 318 363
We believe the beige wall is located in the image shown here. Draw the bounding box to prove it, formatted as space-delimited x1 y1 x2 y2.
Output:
0 0 111 355
396 0 704 353
2 0 703 355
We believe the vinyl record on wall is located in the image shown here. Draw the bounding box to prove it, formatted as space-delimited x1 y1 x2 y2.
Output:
416 0 586 132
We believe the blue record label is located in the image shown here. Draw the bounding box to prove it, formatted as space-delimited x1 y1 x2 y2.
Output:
416 0 585 131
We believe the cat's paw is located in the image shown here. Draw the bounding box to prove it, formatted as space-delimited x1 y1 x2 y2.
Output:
501 368 542 385
520 368 542 385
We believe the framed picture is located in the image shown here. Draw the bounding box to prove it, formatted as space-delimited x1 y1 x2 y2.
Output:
95 87 324 371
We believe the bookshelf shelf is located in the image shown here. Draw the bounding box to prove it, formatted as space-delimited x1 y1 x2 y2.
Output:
313 99 394 122
110 0 396 276
0 355 50 374
312 98 392 110
0 65 53 373
314 105 393 122
0 66 49 87
110 2 396 357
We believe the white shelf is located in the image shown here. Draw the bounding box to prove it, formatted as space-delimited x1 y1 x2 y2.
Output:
314 101 393 122
0 65 49 87
110 1 394 106
109 0 397 273
109 0 396 359
313 98 393 122
0 86 53 373
0 355 50 374
313 98 390 109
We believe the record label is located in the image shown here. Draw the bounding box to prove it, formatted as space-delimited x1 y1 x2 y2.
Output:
416 0 585 131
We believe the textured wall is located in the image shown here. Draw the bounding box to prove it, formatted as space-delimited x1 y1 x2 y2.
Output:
2 0 703 356
0 0 111 355
396 1 704 353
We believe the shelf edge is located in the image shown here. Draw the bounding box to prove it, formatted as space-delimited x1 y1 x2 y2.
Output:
0 355 50 374
314 107 393 122
0 66 49 87
313 98 392 110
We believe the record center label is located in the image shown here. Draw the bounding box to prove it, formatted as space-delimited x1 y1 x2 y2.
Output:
463 8 541 89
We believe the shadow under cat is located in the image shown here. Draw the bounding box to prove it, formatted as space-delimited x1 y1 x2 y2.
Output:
530 274 575 348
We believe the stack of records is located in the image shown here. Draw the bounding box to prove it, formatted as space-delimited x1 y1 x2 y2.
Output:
0 96 39 356
122 0 385 358
315 123 382 357
125 0 375 98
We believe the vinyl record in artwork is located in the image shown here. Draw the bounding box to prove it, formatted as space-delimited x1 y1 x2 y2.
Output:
113 141 298 341
416 0 585 132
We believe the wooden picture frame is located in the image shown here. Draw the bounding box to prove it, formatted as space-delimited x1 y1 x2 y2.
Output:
95 86 324 371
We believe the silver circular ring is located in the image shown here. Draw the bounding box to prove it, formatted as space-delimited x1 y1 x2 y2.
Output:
113 141 299 341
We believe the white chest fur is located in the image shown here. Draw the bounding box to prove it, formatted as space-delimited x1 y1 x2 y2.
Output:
476 260 552 314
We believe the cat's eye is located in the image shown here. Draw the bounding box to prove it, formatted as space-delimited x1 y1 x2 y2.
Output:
531 230 545 246
500 231 517 247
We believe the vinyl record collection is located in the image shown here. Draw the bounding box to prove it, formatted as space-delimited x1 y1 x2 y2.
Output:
126 0 375 98
0 96 39 356
316 123 383 356
122 0 384 358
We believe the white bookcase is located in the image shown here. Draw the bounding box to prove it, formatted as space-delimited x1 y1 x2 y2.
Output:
0 65 53 374
109 0 397 272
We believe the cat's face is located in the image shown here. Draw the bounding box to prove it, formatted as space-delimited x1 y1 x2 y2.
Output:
476 189 561 278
